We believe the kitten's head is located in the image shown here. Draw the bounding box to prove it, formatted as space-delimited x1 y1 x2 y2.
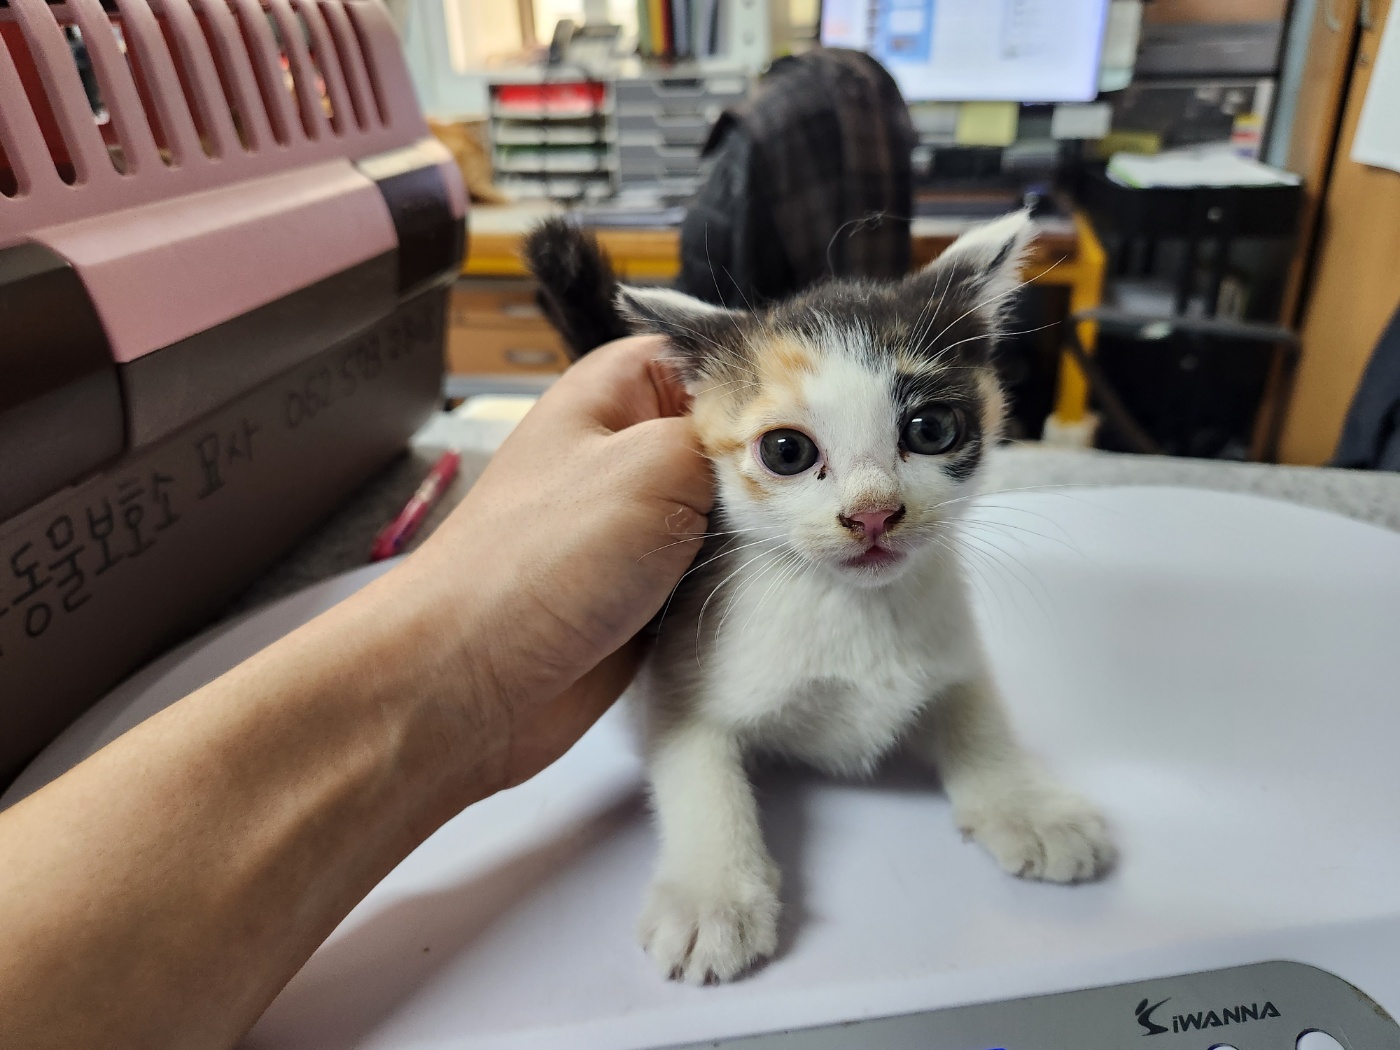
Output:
621 211 1034 587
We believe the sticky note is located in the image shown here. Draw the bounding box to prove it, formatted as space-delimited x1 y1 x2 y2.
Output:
955 102 1019 147
1050 102 1113 140
1095 130 1162 160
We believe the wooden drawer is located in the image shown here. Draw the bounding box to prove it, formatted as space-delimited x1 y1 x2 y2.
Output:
447 321 568 375
451 281 549 328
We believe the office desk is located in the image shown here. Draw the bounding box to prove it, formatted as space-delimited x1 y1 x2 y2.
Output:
456 203 1105 431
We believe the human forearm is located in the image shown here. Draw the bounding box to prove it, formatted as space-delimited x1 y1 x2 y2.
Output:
0 566 490 1050
0 336 711 1049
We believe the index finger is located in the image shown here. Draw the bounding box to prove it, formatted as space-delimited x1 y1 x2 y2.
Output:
536 336 691 433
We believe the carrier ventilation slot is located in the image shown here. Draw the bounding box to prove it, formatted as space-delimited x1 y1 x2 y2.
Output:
317 0 371 131
0 133 16 197
345 1 385 126
0 19 85 184
230 0 292 145
186 0 263 151
150 2 216 156
0 0 407 233
0 0 384 168
108 20 174 166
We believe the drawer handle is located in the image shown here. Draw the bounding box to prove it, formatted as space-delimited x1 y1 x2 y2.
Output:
505 348 559 366
501 303 543 319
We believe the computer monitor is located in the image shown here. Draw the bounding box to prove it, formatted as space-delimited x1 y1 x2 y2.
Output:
821 0 1109 103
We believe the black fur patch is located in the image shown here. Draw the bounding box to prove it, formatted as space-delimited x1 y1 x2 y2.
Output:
892 371 987 477
761 264 1003 373
522 218 633 359
892 370 985 419
941 435 984 482
615 287 754 386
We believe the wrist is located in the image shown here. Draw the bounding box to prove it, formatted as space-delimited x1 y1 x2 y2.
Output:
332 559 513 819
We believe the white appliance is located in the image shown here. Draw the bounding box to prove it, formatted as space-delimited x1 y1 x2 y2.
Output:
7 487 1400 1049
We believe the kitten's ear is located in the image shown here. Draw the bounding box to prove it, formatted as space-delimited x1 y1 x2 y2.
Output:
615 285 747 384
914 209 1037 326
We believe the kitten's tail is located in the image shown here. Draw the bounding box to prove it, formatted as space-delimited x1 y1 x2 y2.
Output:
522 218 633 360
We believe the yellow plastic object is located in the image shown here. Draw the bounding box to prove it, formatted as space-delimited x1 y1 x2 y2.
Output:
1047 213 1107 427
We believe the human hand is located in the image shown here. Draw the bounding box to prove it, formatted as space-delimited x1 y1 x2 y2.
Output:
401 335 713 791
0 339 708 1050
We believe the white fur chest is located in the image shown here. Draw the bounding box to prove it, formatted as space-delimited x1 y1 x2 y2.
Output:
697 550 981 773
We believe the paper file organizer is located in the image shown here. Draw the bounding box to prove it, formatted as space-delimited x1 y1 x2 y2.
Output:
0 0 465 784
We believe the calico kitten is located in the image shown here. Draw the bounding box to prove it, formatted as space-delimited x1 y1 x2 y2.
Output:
524 212 1115 985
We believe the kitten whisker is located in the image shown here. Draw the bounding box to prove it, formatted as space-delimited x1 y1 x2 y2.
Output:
964 543 1021 632
682 533 789 577
652 317 761 382
944 524 1055 624
724 538 801 611
718 544 800 641
638 524 787 562
930 532 1008 622
935 319 1062 356
735 546 809 637
736 550 808 640
913 516 1080 557
718 256 760 318
703 225 747 340
694 540 788 662
922 530 1016 625
916 249 963 351
902 269 938 351
905 255 955 356
955 519 1082 559
925 257 1064 350
929 481 1093 514
653 531 787 634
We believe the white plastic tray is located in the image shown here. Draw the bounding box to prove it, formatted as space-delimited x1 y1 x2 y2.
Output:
10 487 1400 1050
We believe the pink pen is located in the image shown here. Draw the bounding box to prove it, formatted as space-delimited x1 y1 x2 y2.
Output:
370 449 462 561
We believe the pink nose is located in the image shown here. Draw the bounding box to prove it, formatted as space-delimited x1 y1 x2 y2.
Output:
839 505 905 539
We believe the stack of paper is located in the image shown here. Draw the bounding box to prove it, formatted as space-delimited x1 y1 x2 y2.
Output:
1351 0 1400 175
1107 148 1301 189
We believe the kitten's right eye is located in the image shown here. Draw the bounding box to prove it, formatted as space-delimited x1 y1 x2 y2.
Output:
757 429 820 476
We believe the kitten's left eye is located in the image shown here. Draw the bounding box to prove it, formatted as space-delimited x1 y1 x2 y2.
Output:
758 429 820 476
902 404 964 456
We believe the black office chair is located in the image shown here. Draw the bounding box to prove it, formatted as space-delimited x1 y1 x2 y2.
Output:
1334 302 1400 471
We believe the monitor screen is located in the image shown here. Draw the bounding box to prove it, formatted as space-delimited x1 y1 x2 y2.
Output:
820 0 1109 103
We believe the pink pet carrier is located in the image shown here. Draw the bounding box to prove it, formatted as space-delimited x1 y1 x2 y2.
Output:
0 0 465 783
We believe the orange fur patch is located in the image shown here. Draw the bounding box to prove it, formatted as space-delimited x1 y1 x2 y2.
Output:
744 334 814 430
975 370 1006 441
691 390 746 459
739 472 769 502
691 333 817 465
760 334 816 381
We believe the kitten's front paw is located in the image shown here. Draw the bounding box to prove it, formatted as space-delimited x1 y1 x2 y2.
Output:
638 867 780 985
956 779 1116 884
